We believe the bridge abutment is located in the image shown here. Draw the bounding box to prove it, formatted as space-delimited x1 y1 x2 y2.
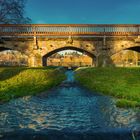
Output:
96 51 114 67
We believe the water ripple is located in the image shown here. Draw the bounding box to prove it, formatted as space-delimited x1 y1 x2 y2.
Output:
0 71 140 135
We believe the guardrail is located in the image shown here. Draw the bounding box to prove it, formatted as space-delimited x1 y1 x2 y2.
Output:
0 24 140 36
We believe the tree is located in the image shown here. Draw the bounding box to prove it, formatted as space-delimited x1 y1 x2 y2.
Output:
0 0 31 24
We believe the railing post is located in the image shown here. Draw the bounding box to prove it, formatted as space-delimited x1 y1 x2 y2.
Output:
138 25 140 35
103 35 106 46
103 27 106 46
33 26 38 50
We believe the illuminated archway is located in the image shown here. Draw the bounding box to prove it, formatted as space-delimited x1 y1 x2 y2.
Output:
42 46 96 66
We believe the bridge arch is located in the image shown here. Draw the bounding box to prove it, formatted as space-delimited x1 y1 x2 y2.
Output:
0 47 12 52
0 49 28 66
125 46 140 53
111 46 140 57
110 46 140 66
42 46 96 66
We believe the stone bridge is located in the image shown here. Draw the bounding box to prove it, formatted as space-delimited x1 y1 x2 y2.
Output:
0 24 140 67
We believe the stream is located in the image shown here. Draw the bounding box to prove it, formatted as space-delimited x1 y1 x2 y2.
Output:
0 70 140 140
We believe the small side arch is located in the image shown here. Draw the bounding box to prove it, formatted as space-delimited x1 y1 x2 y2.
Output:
0 47 12 52
0 49 28 66
126 46 140 52
111 46 140 57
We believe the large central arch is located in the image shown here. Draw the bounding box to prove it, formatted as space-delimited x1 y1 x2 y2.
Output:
42 46 96 66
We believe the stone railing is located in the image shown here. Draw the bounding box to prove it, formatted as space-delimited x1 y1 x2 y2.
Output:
0 24 140 36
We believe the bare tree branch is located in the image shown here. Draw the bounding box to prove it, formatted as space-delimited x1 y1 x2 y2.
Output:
0 0 31 24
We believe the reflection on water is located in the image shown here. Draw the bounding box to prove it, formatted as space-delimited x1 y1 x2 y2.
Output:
0 70 140 139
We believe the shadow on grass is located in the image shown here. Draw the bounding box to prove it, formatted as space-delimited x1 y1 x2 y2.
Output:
0 67 27 81
0 66 60 81
0 66 66 102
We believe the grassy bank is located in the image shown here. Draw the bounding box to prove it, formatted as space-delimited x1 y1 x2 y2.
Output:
75 67 140 108
0 67 66 102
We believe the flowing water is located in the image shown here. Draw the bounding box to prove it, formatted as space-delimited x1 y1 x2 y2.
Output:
0 70 140 140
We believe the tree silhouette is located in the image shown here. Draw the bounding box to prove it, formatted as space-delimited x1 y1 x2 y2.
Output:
0 0 31 24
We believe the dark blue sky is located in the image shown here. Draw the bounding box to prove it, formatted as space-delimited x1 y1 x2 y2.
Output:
25 0 140 24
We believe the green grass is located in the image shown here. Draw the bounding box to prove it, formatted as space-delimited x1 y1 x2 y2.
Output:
0 67 66 102
75 67 140 108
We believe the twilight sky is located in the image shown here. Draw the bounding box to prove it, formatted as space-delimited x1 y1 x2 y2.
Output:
25 0 140 24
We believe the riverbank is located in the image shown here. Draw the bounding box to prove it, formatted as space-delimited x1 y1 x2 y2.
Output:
0 67 66 103
75 67 140 108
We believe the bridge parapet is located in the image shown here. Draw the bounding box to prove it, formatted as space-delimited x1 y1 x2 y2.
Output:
0 24 140 36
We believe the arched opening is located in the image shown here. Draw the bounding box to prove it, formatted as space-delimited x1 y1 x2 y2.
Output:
126 46 140 53
42 46 96 67
0 47 12 52
0 50 28 66
111 46 140 67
